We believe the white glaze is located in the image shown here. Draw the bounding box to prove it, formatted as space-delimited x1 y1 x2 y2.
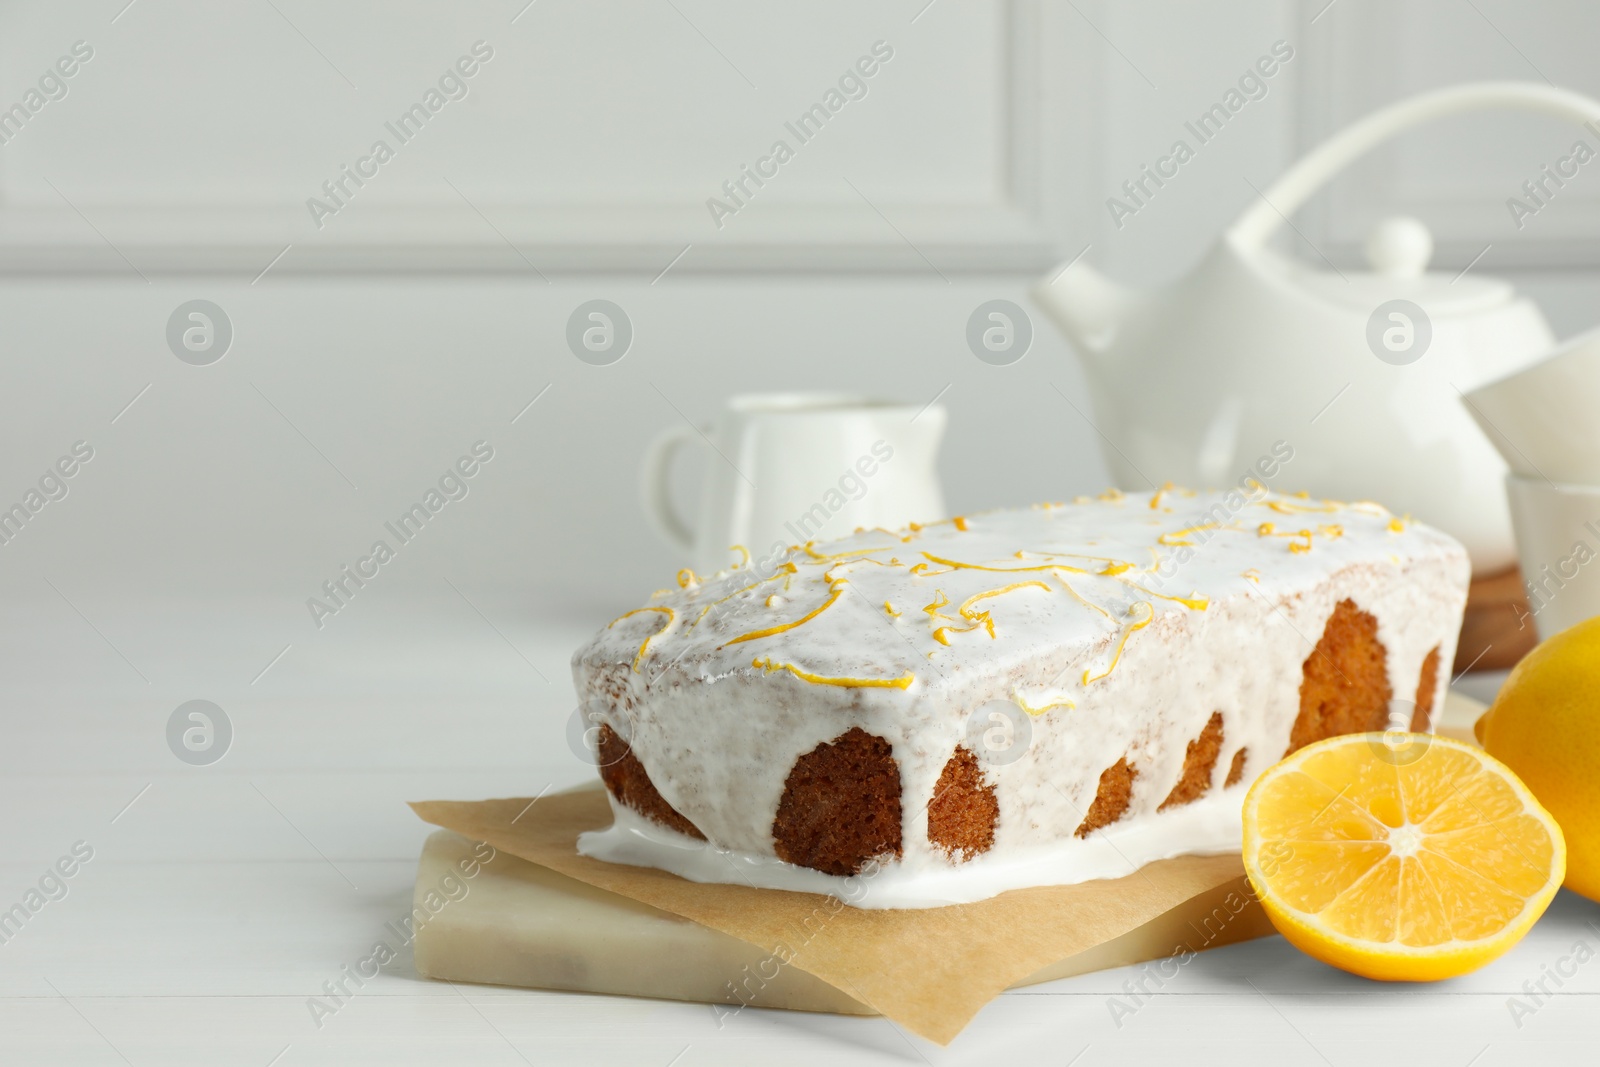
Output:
571 487 1470 908
579 787 1245 908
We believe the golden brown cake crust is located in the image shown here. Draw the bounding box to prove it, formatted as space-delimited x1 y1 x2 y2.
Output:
927 746 999 861
1159 711 1225 811
1076 757 1137 837
1286 598 1392 755
596 724 705 840
1411 645 1441 731
772 727 903 876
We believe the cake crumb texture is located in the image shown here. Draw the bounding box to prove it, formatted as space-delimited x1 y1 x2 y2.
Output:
927 746 999 862
1159 711 1225 811
596 724 706 840
1411 645 1441 731
772 727 903 875
1287 598 1392 755
1225 747 1248 788
1075 757 1137 837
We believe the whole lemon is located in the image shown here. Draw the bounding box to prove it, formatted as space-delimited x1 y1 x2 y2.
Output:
1477 615 1600 903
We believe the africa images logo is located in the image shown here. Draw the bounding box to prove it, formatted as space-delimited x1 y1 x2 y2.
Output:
0 40 94 146
305 41 495 229
705 40 895 229
306 442 495 628
1105 39 1294 229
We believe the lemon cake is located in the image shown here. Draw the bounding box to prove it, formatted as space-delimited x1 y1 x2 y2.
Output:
571 487 1469 908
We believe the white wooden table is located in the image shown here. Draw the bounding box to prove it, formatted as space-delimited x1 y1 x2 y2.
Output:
2 596 1593 1066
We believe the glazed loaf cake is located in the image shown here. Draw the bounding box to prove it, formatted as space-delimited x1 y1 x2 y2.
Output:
571 487 1469 906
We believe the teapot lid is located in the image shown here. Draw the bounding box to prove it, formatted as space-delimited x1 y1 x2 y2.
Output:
1284 259 1516 315
1263 217 1516 316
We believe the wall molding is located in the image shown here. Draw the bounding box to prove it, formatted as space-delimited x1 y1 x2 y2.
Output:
0 1 1087 277
1294 0 1600 270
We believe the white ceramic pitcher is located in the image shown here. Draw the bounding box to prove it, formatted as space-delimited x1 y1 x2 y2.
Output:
639 393 947 575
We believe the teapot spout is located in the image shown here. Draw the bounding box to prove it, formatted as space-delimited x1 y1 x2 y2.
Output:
1031 257 1136 358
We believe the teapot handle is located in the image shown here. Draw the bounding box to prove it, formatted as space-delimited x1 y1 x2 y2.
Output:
1227 81 1600 249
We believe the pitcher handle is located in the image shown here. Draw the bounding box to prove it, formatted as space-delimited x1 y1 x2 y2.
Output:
1227 81 1600 250
639 424 702 553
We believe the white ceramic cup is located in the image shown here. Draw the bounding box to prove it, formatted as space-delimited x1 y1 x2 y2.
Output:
1505 473 1600 640
639 393 947 575
1465 324 1600 485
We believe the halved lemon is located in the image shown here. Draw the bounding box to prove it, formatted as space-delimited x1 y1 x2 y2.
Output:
1241 732 1565 981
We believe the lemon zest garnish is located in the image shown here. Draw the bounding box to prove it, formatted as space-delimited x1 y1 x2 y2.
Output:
1388 517 1406 533
1083 601 1154 685
607 606 675 672
953 515 969 531
918 551 1092 576
1115 579 1209 610
1259 497 1338 515
884 601 901 618
687 564 796 629
1266 524 1309 553
1051 571 1114 620
725 581 847 646
1255 521 1313 553
1015 692 1075 716
1242 568 1261 583
1158 522 1221 546
727 544 751 569
751 656 914 690
823 556 901 583
1015 549 1136 571
911 551 1121 623
931 580 1051 645
922 589 952 621
676 568 700 589
963 580 1050 618
802 542 898 563
1149 481 1174 510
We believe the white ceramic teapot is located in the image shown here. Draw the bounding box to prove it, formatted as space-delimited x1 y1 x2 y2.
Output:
1035 82 1600 575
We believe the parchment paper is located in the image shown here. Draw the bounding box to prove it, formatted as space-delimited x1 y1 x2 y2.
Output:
409 784 1258 1045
